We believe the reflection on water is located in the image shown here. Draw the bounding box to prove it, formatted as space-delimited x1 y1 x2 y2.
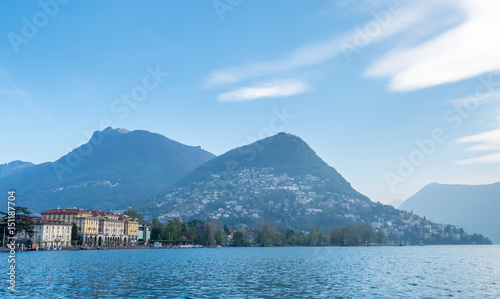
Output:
2 246 499 298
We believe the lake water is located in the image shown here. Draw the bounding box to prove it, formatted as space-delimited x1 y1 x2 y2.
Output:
2 246 499 298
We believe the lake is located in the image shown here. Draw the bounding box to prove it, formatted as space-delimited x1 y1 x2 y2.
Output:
2 246 499 298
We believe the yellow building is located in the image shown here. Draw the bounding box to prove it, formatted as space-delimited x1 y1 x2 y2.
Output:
93 211 125 245
41 208 99 245
123 216 139 244
41 208 140 246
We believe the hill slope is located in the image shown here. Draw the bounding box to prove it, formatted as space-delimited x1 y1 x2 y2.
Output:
400 182 500 243
0 160 34 178
144 133 491 245
0 128 215 212
178 132 369 201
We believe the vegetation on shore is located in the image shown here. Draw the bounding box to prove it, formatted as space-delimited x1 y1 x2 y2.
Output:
149 217 492 247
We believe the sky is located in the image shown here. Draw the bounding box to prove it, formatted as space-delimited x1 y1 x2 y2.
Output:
1 0 500 204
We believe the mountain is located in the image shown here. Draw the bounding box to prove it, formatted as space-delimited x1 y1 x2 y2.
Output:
0 128 215 212
146 132 369 225
178 132 369 201
0 160 34 178
399 182 500 243
388 199 404 209
145 133 490 245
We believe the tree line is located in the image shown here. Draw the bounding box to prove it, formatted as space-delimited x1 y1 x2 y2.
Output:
149 216 388 247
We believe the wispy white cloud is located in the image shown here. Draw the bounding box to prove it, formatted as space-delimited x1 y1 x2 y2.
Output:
217 80 309 102
204 36 345 88
366 0 500 91
457 128 500 146
444 91 500 106
455 128 500 164
205 0 465 92
455 153 500 165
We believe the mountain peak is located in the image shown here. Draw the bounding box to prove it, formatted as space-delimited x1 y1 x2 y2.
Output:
177 132 368 202
0 160 35 179
102 127 130 134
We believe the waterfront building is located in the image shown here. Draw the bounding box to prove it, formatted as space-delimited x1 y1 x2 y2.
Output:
40 208 139 246
33 219 73 250
138 225 150 243
41 208 99 245
123 216 139 244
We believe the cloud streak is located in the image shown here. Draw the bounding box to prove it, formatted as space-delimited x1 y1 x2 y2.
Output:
455 128 500 164
204 36 345 88
217 80 309 102
455 153 500 165
366 0 500 91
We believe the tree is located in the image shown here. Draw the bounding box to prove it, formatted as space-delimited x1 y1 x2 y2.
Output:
223 224 230 235
258 223 278 247
150 218 163 241
376 230 386 245
329 227 344 245
214 230 223 246
296 231 306 246
344 224 359 246
124 209 145 224
71 224 79 245
233 230 245 247
165 219 180 242
359 225 373 245
0 207 35 243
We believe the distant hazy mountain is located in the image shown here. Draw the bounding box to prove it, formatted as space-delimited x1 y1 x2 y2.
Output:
0 160 34 178
388 199 404 209
400 182 500 243
0 128 215 212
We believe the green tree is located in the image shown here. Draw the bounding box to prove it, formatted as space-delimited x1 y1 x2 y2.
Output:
258 223 278 246
214 230 223 245
206 221 218 246
0 207 35 242
223 224 230 235
329 227 344 245
150 218 163 241
296 231 306 246
71 224 79 245
166 218 182 242
124 209 146 224
344 224 359 246
376 230 386 245
233 230 245 247
359 225 373 245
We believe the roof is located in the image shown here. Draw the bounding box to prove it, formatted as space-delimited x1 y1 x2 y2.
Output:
41 208 92 215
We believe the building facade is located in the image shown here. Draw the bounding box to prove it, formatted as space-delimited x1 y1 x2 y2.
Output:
32 219 73 250
41 208 139 246
138 225 150 244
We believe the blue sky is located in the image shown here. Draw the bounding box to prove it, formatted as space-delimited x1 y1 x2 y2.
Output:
1 0 500 204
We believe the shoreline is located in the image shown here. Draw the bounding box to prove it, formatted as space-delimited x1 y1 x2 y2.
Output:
1 243 494 253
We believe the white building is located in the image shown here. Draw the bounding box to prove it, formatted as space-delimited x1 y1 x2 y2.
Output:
33 219 73 250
